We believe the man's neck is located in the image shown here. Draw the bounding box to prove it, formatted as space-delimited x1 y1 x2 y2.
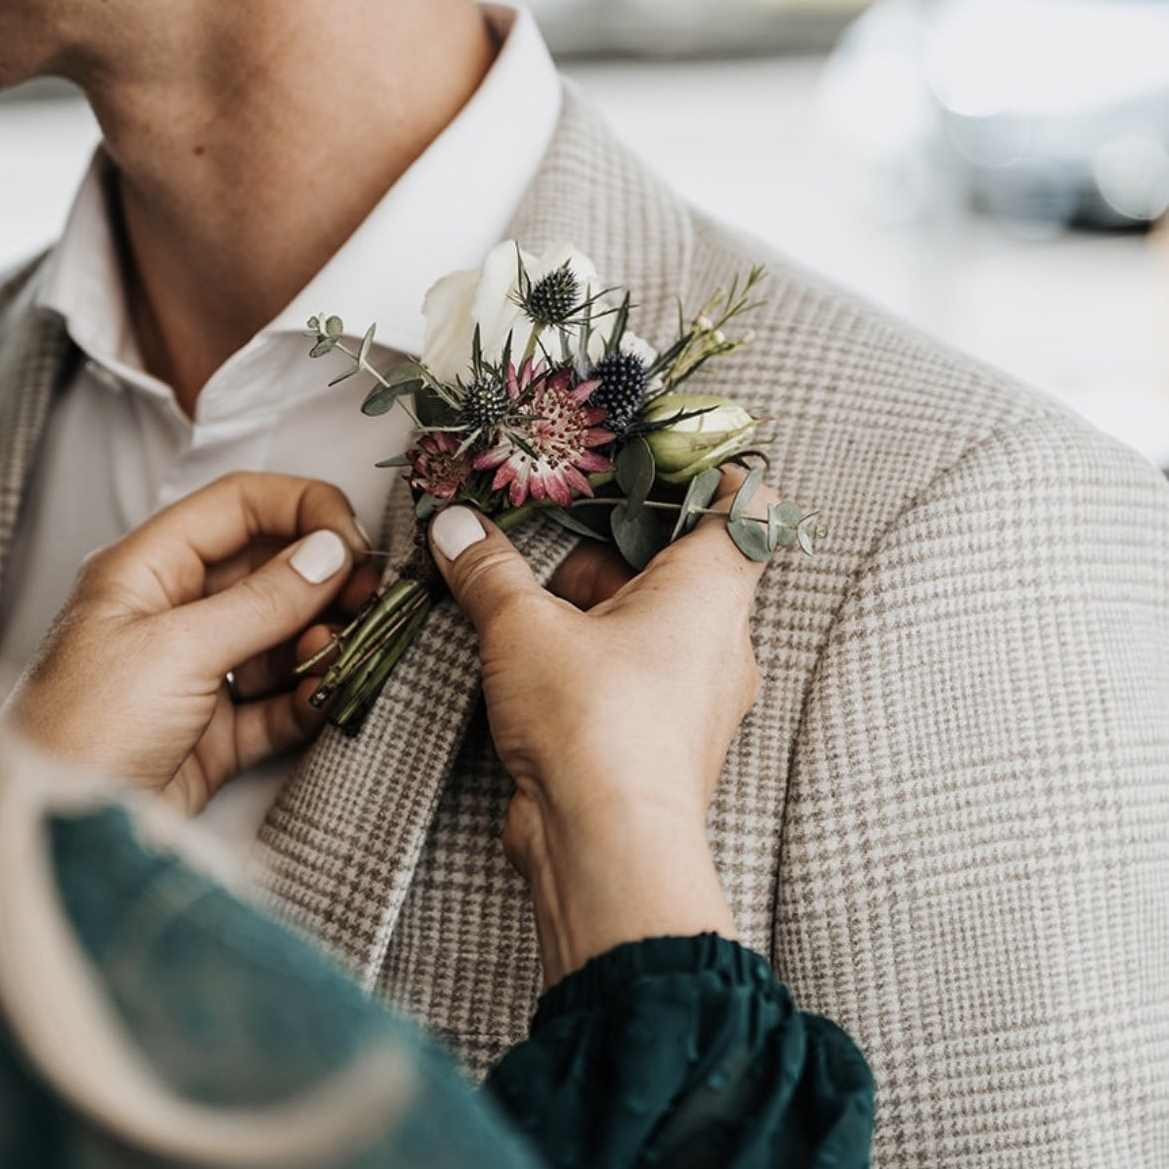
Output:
72 1 496 415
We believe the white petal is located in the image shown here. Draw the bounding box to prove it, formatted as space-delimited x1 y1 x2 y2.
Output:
472 240 536 365
531 243 600 289
421 268 479 384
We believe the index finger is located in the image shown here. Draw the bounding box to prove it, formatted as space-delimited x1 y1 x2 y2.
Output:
95 473 369 612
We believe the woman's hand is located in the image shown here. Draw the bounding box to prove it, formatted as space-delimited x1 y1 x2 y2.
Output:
2 473 373 814
421 469 773 983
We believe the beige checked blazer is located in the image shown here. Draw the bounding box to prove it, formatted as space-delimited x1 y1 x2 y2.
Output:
2 90 1168 1166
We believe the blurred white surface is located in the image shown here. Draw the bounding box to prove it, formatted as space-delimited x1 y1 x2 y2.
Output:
1 58 1166 466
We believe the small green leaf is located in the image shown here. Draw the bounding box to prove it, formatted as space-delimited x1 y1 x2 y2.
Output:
797 524 816 556
616 438 655 512
611 502 667 570
671 466 722 541
415 387 460 429
309 338 338 359
306 315 320 332
364 378 425 416
325 315 344 338
359 323 376 365
775 524 798 548
767 502 782 551
414 494 441 521
729 465 764 523
328 365 359 387
546 506 611 541
776 501 802 527
375 454 410 468
727 516 774 563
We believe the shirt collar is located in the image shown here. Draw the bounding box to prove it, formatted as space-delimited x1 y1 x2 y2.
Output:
36 4 561 385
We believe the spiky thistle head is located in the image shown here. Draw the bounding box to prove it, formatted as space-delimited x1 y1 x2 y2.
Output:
459 377 511 433
521 261 581 328
589 350 649 434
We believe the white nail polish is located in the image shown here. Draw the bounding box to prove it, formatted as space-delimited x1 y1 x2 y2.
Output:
432 506 486 562
290 530 347 584
352 516 373 550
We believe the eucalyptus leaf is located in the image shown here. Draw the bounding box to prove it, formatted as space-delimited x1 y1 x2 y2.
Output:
611 502 667 570
616 438 655 513
776 501 802 527
415 387 460 429
309 338 338 359
362 378 423 416
328 365 359 387
767 502 782 551
414 494 441 521
797 524 816 556
727 516 774 563
729 465 764 523
375 454 410 468
671 466 723 541
546 506 611 542
359 323 376 366
775 524 798 548
325 315 344 338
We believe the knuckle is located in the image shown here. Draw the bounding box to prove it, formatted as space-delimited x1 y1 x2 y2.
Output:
235 574 291 628
454 546 517 598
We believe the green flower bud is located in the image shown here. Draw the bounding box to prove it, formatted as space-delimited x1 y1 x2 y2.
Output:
643 393 757 483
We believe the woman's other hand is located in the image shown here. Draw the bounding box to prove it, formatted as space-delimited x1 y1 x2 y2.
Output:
422 468 773 983
2 473 373 814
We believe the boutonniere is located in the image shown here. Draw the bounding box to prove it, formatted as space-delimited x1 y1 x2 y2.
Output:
298 242 822 734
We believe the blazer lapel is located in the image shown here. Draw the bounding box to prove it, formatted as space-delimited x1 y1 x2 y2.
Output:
257 87 695 984
0 258 73 598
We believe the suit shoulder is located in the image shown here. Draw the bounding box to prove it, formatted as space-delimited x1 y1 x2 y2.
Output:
679 207 1159 510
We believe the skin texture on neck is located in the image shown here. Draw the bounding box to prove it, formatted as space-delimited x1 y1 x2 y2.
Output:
12 0 497 415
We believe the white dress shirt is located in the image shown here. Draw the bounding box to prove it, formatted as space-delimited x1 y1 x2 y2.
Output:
0 5 561 847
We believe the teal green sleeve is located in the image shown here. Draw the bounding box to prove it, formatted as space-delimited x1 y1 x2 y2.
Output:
485 934 874 1169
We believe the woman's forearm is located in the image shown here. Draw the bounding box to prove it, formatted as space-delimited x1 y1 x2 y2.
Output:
520 790 737 987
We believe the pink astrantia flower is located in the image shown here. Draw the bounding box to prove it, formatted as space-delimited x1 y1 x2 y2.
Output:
407 431 472 500
472 360 614 507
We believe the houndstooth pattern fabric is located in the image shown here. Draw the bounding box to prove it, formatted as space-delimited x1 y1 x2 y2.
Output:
3 87 1168 1167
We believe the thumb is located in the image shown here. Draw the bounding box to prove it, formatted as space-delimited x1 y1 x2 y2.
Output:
429 506 541 635
177 529 353 676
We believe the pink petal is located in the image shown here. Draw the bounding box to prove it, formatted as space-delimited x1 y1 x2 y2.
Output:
570 378 600 404
508 462 531 507
562 465 593 498
506 363 520 400
584 428 616 447
529 467 548 502
575 450 612 473
492 460 518 491
473 445 510 471
546 469 573 507
582 407 608 426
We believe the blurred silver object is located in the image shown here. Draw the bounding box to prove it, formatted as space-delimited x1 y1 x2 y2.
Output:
822 0 1169 228
531 0 869 57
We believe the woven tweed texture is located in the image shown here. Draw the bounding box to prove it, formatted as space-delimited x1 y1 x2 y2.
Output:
2 89 1167 1168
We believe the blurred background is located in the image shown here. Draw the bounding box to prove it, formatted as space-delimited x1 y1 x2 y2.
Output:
2 0 1167 469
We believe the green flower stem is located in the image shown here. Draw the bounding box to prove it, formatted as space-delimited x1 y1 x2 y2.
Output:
566 497 771 527
331 603 431 735
308 580 428 709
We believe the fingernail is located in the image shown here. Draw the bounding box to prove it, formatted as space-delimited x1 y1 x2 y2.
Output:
290 530 347 584
352 516 373 551
431 506 485 562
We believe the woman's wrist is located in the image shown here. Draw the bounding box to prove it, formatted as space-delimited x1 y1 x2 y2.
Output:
509 785 736 988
